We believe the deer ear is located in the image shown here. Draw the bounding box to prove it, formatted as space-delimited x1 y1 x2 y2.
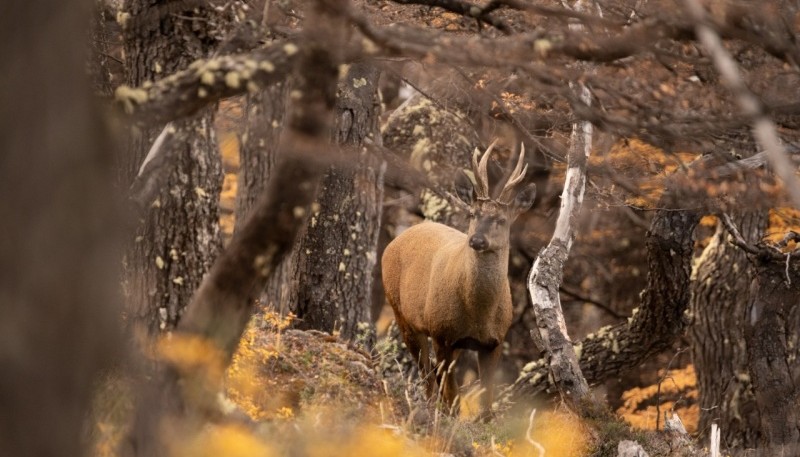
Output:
512 183 537 214
455 170 475 205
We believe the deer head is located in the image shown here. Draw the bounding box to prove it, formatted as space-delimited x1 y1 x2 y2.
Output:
456 141 537 253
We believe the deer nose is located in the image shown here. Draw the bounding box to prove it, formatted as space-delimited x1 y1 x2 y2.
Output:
469 235 488 251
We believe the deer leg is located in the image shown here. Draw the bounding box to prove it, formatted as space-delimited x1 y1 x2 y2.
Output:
433 340 461 414
477 345 501 419
400 327 436 398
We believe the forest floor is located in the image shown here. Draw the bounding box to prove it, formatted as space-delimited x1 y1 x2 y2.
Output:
88 310 707 457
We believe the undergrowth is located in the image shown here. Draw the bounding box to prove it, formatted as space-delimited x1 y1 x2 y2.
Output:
87 310 676 457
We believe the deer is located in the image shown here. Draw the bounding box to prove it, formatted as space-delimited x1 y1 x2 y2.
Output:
381 140 536 418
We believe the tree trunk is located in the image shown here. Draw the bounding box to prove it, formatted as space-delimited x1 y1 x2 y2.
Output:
746 255 800 451
241 84 292 312
1 1 121 455
237 85 287 224
528 81 597 412
121 0 229 334
235 0 291 226
291 62 385 343
690 212 766 447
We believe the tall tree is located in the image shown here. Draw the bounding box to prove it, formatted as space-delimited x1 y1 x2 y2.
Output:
120 0 238 334
290 62 385 343
746 253 800 450
235 2 293 311
690 211 766 446
235 1 292 223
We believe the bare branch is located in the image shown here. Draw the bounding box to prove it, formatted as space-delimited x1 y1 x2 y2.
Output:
719 213 764 256
114 39 301 125
390 0 512 33
505 168 705 405
683 0 800 208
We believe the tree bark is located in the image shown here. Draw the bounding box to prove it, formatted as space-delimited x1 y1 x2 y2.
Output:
690 212 767 447
746 255 800 451
237 85 288 224
121 0 230 334
240 83 292 312
291 62 385 344
528 81 596 411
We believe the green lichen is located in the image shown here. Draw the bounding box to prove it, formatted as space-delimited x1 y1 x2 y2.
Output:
283 43 299 56
224 71 241 89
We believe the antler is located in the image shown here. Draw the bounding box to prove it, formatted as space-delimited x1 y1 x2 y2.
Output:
472 139 497 200
497 142 528 204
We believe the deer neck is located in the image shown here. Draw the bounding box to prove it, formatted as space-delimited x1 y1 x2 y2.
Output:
462 242 509 307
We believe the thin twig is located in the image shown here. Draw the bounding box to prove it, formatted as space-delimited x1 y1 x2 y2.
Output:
559 284 624 319
655 347 687 431
719 213 763 256
390 0 512 34
525 408 545 457
682 0 800 208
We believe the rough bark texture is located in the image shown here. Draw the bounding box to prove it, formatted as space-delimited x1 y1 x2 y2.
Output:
690 212 767 447
506 190 701 402
527 83 594 411
237 84 288 224
1 1 121 455
233 0 293 310
292 62 385 343
89 0 119 96
115 38 301 126
746 256 800 451
241 83 291 312
122 0 230 334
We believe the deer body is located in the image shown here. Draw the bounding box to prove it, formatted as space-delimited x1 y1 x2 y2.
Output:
382 141 535 416
384 221 513 349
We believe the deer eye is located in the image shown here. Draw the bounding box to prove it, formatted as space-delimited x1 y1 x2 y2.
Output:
497 217 507 225
468 210 477 218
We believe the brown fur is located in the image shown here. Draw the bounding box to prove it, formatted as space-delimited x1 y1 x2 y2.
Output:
381 142 535 417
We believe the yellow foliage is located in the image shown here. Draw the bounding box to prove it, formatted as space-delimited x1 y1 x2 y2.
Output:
220 172 237 212
226 316 283 420
766 207 800 250
472 439 514 456
92 421 126 457
276 406 294 420
219 131 240 171
518 410 590 457
304 426 428 457
618 365 698 433
157 334 226 386
596 138 697 208
469 410 589 457
168 424 275 457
